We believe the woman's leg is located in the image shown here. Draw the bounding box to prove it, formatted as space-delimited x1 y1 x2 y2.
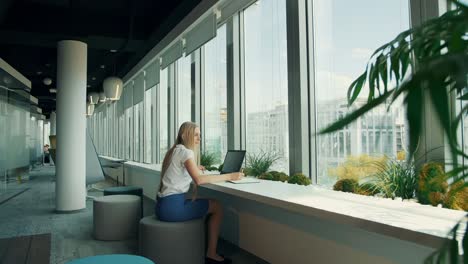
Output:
206 199 224 260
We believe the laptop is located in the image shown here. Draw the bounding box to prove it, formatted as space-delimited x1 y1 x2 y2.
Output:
220 150 260 184
220 150 246 174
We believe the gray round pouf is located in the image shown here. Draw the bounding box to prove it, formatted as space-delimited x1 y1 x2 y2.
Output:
139 215 205 264
93 195 141 241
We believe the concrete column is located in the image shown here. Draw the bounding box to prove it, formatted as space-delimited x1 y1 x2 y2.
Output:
55 40 87 212
50 111 56 135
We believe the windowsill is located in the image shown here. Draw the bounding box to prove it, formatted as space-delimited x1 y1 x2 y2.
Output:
202 179 466 248
124 160 162 171
99 155 162 171
99 155 125 162
98 155 465 248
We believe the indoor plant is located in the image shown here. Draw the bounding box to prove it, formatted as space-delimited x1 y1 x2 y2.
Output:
200 151 220 171
244 151 280 177
372 158 417 200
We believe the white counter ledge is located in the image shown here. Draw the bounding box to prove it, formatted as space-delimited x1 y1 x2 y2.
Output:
99 156 162 171
97 155 466 249
202 179 466 248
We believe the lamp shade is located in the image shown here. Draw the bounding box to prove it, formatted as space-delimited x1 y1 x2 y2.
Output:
103 76 123 101
88 92 99 104
86 102 95 116
43 77 52 86
99 92 106 102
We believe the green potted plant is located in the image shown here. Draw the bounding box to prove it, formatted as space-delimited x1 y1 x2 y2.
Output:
259 171 289 182
244 151 280 177
417 162 448 206
200 151 220 171
371 158 417 200
288 173 312 186
333 178 359 193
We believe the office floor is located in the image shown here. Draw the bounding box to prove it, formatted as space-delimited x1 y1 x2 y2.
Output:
0 165 269 264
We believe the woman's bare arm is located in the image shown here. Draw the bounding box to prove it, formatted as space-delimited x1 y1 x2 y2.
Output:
184 158 243 185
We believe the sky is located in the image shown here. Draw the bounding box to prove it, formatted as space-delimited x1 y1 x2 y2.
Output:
239 0 411 110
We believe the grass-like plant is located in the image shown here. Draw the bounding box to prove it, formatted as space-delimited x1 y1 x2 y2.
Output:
244 151 280 177
372 159 417 200
328 154 387 181
356 183 380 196
200 151 220 168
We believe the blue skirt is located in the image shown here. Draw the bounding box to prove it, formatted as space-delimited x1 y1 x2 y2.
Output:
155 193 209 222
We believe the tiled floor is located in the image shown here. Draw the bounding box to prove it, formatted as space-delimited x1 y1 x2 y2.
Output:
0 165 269 264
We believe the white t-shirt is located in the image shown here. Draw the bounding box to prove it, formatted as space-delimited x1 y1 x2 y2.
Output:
158 144 195 198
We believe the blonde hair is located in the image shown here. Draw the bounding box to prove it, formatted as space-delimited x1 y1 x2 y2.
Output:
159 122 200 193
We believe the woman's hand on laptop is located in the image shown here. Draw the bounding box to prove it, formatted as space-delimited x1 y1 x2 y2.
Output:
198 165 206 173
229 172 244 181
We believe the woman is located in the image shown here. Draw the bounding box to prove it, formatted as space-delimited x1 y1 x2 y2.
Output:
156 121 244 264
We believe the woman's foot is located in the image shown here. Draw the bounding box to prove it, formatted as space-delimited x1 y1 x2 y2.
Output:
205 253 232 264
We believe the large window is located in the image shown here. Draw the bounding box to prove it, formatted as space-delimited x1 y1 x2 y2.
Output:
203 25 228 163
159 68 169 161
118 109 125 159
176 55 193 130
244 0 289 173
99 111 104 154
145 86 155 163
313 0 410 186
134 102 144 162
107 104 112 156
111 103 117 157
125 107 133 160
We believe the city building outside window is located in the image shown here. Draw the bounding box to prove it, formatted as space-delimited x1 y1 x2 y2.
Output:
244 0 289 173
134 101 143 162
176 55 193 129
203 24 228 163
144 86 155 163
313 0 410 187
159 68 169 162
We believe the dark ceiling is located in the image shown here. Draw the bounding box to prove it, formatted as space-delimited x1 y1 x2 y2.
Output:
0 0 201 117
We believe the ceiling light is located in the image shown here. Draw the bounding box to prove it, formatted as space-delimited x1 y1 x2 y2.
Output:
43 77 52 86
87 84 91 88
110 49 118 53
45 63 51 67
100 65 105 69
99 92 106 102
86 103 95 116
49 88 57 93
92 77 96 80
103 76 123 101
88 92 100 104
2 76 12 84
37 71 42 75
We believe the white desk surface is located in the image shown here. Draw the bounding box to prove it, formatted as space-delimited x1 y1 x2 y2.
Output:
98 156 466 248
202 179 466 248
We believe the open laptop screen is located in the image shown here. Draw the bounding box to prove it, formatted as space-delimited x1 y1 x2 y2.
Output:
220 150 246 174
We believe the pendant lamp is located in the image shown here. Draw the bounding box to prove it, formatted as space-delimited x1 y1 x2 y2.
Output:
103 77 123 101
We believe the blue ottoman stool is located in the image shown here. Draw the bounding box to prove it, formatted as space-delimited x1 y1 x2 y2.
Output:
66 254 154 264
104 186 144 218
